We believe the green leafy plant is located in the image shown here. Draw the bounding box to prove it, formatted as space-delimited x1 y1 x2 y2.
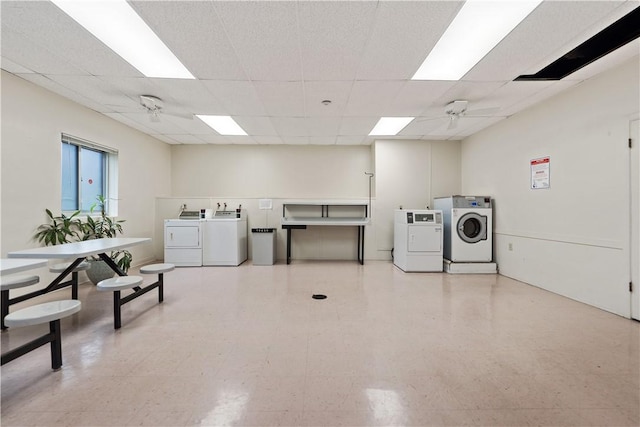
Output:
34 195 132 273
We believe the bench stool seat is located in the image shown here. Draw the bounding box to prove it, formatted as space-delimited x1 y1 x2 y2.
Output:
1 275 41 330
140 263 175 275
97 276 143 291
1 300 81 370
1 275 40 291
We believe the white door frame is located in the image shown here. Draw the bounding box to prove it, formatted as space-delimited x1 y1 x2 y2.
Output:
630 119 639 320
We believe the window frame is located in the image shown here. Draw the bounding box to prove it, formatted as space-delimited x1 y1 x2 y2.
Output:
61 133 119 216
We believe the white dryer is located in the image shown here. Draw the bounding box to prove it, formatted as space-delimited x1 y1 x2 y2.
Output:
393 209 443 272
164 219 203 266
433 196 493 262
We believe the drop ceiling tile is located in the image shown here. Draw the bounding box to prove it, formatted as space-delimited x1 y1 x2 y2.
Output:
500 80 581 117
234 117 278 136
387 80 457 116
336 136 365 145
213 1 301 81
198 134 231 144
345 81 405 116
202 80 267 116
254 81 305 117
46 75 131 112
147 79 224 115
453 117 506 138
1 58 34 74
431 81 507 114
467 1 629 81
400 117 448 136
0 29 88 76
165 115 214 134
282 137 309 145
304 81 353 117
226 136 257 145
103 112 158 135
270 117 308 137
120 113 189 134
339 117 379 136
164 134 208 144
306 117 342 137
297 1 378 81
2 1 139 77
356 1 463 80
17 74 110 113
131 1 246 80
150 134 180 145
253 136 284 145
308 136 337 145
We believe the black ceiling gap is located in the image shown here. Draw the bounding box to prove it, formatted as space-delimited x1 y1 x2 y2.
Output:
515 6 640 81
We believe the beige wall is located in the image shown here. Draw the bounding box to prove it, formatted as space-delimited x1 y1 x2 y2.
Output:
461 57 640 317
1 71 172 292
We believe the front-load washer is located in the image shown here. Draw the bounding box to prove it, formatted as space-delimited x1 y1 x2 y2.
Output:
393 209 443 272
433 196 493 262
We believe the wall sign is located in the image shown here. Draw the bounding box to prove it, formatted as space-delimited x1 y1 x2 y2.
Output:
531 156 550 189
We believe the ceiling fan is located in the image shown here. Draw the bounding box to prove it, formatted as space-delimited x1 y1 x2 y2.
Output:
443 100 499 129
139 95 193 122
414 100 500 131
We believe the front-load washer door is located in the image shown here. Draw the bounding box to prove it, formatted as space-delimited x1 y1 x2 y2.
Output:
457 213 487 244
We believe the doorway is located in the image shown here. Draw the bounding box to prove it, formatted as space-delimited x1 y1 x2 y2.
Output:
631 119 639 320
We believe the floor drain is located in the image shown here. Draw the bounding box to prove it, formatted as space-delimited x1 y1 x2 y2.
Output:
312 294 327 300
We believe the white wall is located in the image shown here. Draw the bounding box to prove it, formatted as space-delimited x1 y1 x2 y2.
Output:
461 57 640 317
1 71 172 292
374 139 460 257
164 141 459 262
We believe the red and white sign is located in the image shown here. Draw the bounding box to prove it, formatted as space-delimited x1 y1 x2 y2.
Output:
531 156 550 189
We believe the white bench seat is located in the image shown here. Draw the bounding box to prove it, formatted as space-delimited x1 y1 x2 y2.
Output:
1 275 40 330
1 300 81 370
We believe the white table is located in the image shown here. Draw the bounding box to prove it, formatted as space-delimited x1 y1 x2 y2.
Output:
0 259 48 276
4 238 151 323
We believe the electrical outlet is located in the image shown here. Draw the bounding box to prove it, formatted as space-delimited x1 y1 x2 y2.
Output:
508 243 513 251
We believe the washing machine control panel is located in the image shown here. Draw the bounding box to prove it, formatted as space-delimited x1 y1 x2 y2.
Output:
405 211 442 224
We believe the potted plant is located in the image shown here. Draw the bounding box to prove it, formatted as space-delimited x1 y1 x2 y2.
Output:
33 195 132 285
81 196 132 284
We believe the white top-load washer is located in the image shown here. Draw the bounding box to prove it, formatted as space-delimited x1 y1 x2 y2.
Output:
393 209 443 272
164 215 203 267
433 196 493 262
202 210 248 266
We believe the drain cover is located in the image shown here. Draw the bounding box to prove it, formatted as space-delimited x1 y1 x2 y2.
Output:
312 294 327 300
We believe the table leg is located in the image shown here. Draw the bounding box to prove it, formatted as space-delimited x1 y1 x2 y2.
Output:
1 290 8 330
50 319 63 370
286 228 292 265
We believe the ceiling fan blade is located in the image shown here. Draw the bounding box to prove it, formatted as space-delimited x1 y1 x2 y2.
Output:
447 115 458 130
465 106 500 116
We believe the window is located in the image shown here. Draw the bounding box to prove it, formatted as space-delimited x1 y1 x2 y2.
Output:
61 134 118 214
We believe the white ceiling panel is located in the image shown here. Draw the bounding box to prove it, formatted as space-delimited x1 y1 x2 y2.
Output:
308 137 337 145
271 117 308 137
304 81 353 117
234 117 279 137
202 80 267 116
336 136 366 145
386 80 457 116
465 2 628 81
214 1 301 81
253 136 284 145
253 81 305 116
297 1 378 81
2 1 636 146
225 136 257 145
339 117 379 136
356 1 463 80
345 81 406 116
131 1 246 80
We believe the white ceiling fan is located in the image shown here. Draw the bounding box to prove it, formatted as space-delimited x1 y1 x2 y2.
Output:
443 100 500 129
139 95 193 122
413 100 500 131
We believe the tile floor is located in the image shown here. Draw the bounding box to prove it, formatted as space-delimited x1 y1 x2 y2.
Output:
1 261 638 426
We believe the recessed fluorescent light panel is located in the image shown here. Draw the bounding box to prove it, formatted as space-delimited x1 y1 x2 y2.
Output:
368 117 414 136
51 0 194 79
412 0 543 80
196 115 248 136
